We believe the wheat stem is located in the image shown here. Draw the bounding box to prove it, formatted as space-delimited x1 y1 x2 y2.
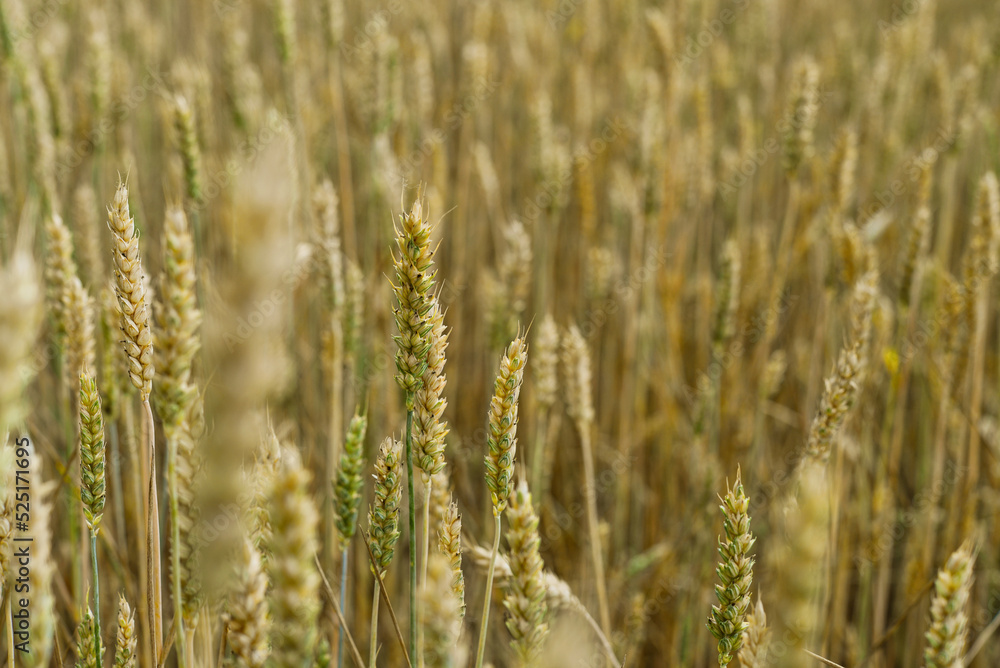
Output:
90 531 102 666
475 514 502 668
405 402 417 661
168 432 186 668
369 581 380 668
338 550 348 668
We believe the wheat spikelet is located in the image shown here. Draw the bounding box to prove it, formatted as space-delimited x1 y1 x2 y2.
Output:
713 239 741 351
154 205 201 434
344 260 364 358
114 594 137 668
226 535 271 668
66 275 97 378
75 607 104 668
560 326 594 429
266 446 321 667
174 96 203 204
923 540 976 668
782 57 819 176
485 335 528 516
177 399 205 623
333 411 367 549
421 552 468 668
503 480 549 665
313 179 344 312
738 597 769 668
107 179 154 401
368 437 403 576
532 314 559 412
79 368 106 534
392 197 436 403
438 499 465 618
0 249 43 434
414 297 449 476
773 460 828 668
804 273 876 463
44 212 77 345
707 468 755 666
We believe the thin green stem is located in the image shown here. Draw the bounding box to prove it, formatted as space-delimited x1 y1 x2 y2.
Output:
338 549 348 668
474 514 502 668
90 532 103 666
418 477 431 668
405 400 417 661
369 580 380 668
167 431 187 668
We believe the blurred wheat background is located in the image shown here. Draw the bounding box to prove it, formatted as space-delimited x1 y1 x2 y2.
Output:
0 0 999 666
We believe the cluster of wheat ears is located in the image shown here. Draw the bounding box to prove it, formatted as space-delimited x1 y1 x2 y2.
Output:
1 0 1000 666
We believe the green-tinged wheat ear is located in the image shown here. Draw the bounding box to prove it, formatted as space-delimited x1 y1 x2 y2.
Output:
173 96 203 204
438 499 465 618
79 369 106 533
924 540 976 668
392 197 436 402
368 437 403 576
503 480 549 665
712 240 741 351
75 607 104 668
0 249 43 436
532 314 559 412
414 296 449 476
154 205 201 434
107 179 154 401
333 411 367 549
114 594 137 668
738 597 769 668
707 468 755 667
226 536 271 668
782 57 819 177
344 260 365 358
421 552 468 668
266 446 321 667
485 335 528 515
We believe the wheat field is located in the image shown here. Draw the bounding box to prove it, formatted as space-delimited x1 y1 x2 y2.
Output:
0 0 999 666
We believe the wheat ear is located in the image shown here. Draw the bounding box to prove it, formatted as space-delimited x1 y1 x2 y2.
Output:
368 437 403 667
477 334 528 668
226 535 271 668
80 368 106 666
707 468 755 666
923 540 976 668
266 446 322 667
114 594 137 668
503 480 549 665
